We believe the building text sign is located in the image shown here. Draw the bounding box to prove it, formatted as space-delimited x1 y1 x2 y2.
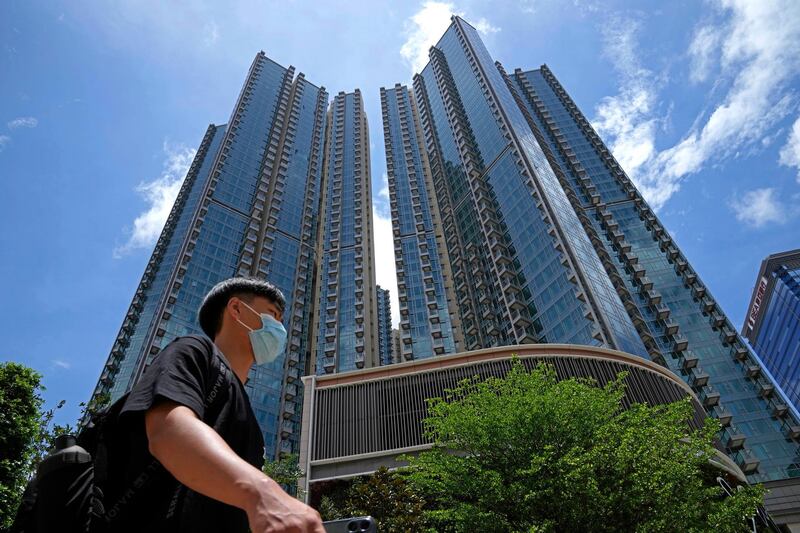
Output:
747 276 769 333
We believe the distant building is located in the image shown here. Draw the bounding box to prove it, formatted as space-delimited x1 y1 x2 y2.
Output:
376 286 393 365
742 250 800 412
391 328 401 365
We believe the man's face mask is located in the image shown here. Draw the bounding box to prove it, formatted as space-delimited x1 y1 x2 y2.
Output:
236 300 287 365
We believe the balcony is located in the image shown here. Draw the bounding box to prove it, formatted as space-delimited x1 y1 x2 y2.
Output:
737 450 760 474
644 290 661 305
745 364 761 379
623 251 639 265
725 432 746 450
654 302 670 320
284 384 297 400
281 420 294 437
681 352 698 370
773 403 789 418
689 368 709 388
666 245 679 259
634 277 653 292
289 336 301 351
720 327 736 344
279 439 292 456
712 405 732 427
692 283 707 298
700 386 720 408
433 337 446 355
672 333 689 352
733 345 748 361
282 401 296 418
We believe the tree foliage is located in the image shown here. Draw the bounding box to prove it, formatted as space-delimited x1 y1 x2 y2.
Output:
263 453 304 498
0 362 83 530
401 359 764 533
319 467 429 532
0 362 45 529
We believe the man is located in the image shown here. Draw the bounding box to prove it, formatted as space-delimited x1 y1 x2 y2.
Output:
103 277 324 532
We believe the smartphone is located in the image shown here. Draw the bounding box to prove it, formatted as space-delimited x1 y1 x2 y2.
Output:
322 516 377 533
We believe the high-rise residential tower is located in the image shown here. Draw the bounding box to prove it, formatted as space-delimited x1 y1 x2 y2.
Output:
376 285 393 365
310 90 379 375
89 52 371 459
380 84 461 361
742 250 800 413
381 15 800 484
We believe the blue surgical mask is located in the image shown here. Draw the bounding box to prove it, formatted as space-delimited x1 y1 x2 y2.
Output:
237 301 287 365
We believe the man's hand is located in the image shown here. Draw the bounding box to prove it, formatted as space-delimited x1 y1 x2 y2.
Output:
244 476 324 533
146 401 324 532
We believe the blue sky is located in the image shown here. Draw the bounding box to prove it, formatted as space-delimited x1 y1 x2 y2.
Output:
1 0 798 426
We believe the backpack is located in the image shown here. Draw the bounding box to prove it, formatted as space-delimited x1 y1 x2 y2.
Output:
10 393 126 533
11 336 230 533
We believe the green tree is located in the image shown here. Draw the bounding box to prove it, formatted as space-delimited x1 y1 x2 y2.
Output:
344 467 428 532
318 467 429 533
0 362 45 529
402 359 764 533
0 362 81 530
263 453 304 498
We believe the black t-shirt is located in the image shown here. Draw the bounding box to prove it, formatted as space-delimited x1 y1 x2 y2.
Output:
102 335 265 532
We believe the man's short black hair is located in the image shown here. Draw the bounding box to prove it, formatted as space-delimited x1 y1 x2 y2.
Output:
198 277 286 339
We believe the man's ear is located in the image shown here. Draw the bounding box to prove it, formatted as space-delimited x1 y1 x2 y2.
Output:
226 297 242 323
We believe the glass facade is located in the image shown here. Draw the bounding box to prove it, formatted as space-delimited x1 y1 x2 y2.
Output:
90 53 334 460
744 251 800 418
381 15 800 482
311 91 378 375
376 285 393 365
380 85 458 360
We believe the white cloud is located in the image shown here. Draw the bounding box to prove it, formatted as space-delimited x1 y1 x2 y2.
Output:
688 25 721 83
729 188 785 228
372 206 400 327
114 142 196 258
592 18 660 181
400 1 499 77
7 116 37 129
52 359 71 369
0 135 9 151
204 21 219 46
472 18 500 36
779 115 800 183
594 0 800 210
375 172 391 217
